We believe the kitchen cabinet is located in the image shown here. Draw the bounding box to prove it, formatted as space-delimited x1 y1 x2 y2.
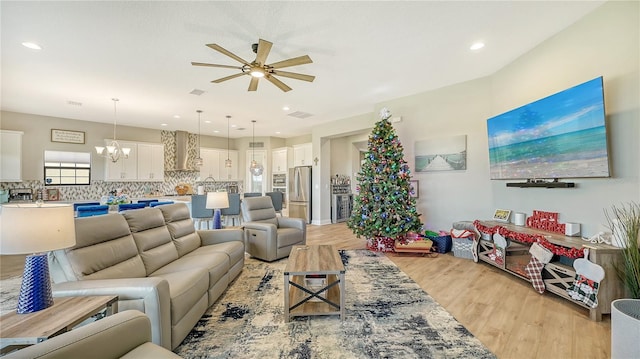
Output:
292 143 312 167
200 148 220 180
199 147 239 180
104 140 138 181
272 147 292 172
137 143 165 181
219 149 239 180
0 130 23 182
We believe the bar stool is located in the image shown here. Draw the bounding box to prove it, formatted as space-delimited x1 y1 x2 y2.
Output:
220 193 241 226
265 192 283 216
191 195 213 229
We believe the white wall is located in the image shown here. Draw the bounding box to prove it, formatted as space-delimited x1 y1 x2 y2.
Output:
313 1 639 235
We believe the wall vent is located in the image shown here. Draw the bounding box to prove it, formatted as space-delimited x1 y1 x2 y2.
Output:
249 142 264 148
189 89 205 96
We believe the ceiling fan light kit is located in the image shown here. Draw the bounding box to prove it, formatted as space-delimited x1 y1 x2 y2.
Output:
192 38 315 92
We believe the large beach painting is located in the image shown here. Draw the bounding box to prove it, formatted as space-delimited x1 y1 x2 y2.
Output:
487 77 610 180
415 135 467 172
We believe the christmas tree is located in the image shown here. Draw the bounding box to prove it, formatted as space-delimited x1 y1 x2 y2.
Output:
347 108 423 251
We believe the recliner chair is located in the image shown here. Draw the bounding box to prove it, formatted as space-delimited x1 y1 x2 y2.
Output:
241 196 306 262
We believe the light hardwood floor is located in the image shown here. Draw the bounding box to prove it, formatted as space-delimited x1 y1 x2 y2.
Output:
1 223 611 358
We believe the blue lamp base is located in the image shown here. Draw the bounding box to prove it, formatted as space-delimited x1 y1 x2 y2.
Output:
213 209 223 229
17 253 54 314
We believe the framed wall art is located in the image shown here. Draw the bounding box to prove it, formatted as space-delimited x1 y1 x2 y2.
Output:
51 129 85 144
409 180 419 198
415 134 467 172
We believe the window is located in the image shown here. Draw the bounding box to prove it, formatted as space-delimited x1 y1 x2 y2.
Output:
44 151 91 186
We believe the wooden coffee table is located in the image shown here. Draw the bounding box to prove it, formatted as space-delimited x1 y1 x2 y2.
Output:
283 245 345 322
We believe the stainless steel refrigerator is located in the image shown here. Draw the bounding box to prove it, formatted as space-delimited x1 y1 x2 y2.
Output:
288 166 312 223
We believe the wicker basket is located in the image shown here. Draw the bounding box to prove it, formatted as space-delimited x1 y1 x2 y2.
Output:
453 237 474 259
429 235 452 253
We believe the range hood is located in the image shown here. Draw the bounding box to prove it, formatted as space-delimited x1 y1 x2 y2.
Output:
171 130 197 171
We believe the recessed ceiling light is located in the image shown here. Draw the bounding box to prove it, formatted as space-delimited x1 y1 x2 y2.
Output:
231 124 237 128
213 130 220 133
22 42 42 50
173 115 180 119
204 120 211 124
282 106 290 111
275 131 281 134
161 123 168 127
470 42 485 51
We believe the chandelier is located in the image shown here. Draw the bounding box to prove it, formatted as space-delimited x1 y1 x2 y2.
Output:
225 115 232 168
249 120 263 176
194 110 204 167
95 98 131 163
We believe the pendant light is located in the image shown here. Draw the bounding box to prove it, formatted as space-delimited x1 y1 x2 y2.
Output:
95 98 131 163
225 115 232 168
249 120 263 176
194 110 203 167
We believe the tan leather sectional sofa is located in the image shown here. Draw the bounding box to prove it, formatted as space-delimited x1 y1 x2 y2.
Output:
48 203 244 350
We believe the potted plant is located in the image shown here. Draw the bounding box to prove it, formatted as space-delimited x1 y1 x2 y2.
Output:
605 202 640 359
605 202 640 298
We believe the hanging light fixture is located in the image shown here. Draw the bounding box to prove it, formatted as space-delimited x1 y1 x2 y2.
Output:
95 98 131 163
194 110 204 167
225 115 232 168
249 120 263 176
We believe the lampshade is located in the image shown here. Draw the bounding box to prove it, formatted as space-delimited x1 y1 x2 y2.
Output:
0 203 76 254
205 191 230 210
0 203 76 314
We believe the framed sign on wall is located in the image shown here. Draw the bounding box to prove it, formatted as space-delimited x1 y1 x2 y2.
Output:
51 129 85 144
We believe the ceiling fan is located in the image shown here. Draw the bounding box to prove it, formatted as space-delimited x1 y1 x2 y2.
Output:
191 39 315 92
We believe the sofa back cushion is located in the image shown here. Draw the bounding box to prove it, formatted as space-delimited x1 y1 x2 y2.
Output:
123 207 179 275
50 213 146 282
157 203 201 257
241 196 278 226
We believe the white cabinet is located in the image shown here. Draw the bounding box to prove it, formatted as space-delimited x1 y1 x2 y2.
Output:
293 143 312 167
105 141 164 182
200 148 220 180
272 147 292 173
0 130 23 182
104 140 138 181
219 149 239 180
200 147 239 180
137 143 164 181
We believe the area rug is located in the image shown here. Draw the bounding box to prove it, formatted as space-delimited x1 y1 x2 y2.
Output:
174 250 495 359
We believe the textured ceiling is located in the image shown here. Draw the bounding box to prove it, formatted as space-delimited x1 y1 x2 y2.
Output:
1 1 604 138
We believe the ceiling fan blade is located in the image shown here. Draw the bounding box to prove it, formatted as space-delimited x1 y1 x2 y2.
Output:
211 72 247 83
265 75 292 92
248 77 259 91
271 70 315 82
254 39 273 66
268 55 313 69
191 62 243 70
206 43 250 65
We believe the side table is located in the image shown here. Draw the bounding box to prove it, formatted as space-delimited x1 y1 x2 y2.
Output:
0 295 118 354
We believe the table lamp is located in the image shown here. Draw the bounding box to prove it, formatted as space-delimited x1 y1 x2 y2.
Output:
0 203 76 314
206 192 229 229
